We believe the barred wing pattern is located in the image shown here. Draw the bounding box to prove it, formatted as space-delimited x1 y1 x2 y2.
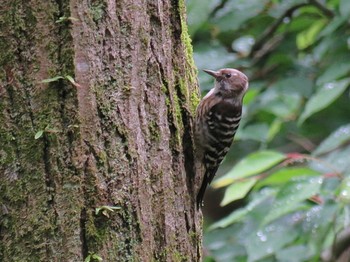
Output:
196 96 242 207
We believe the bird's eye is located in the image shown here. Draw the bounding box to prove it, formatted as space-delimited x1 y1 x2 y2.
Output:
225 73 231 78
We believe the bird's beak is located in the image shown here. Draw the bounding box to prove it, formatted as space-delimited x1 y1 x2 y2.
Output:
203 69 219 79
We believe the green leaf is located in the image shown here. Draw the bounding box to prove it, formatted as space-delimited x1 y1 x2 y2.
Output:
56 16 78 23
264 93 301 118
340 0 350 18
338 177 350 204
34 130 44 139
95 205 121 215
204 225 246 261
298 78 350 125
56 16 68 23
316 63 350 85
221 177 258 206
203 257 215 262
296 19 327 50
92 254 103 261
245 224 298 262
263 177 323 225
210 189 275 229
266 118 282 142
65 75 76 84
276 245 313 262
41 76 63 83
236 123 269 142
243 88 259 105
257 78 308 119
209 209 247 230
275 77 313 98
186 0 219 36
256 167 320 188
85 253 103 262
302 204 339 254
320 146 350 174
213 150 286 188
319 16 346 38
242 81 265 105
213 0 269 32
313 124 350 156
231 35 255 56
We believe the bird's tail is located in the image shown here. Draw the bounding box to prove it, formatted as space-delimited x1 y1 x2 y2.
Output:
196 167 218 209
196 175 208 209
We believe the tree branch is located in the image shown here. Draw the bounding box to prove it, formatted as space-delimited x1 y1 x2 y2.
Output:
210 0 229 17
250 3 309 56
250 0 334 59
309 0 335 18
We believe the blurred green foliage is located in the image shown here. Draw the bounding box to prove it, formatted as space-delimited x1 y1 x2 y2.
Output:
186 0 350 261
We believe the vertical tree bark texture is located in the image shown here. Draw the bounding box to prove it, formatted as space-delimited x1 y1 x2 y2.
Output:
0 0 201 261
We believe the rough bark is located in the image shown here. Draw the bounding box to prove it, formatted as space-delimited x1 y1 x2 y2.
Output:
0 0 201 261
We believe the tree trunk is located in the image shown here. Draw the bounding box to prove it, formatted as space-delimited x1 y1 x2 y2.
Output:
0 0 201 261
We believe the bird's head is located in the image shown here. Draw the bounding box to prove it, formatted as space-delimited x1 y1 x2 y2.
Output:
203 68 249 99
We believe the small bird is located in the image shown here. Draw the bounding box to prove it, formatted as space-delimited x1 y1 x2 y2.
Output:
195 68 249 208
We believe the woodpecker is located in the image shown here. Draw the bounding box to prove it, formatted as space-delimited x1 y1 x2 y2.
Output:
195 68 249 208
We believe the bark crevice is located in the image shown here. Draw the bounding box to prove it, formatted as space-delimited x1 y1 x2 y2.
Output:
80 208 88 259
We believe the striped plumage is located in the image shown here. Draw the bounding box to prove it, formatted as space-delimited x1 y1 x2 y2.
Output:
195 68 249 208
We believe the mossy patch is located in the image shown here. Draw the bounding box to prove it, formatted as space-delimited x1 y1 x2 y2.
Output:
89 2 106 23
178 0 200 114
148 120 161 143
